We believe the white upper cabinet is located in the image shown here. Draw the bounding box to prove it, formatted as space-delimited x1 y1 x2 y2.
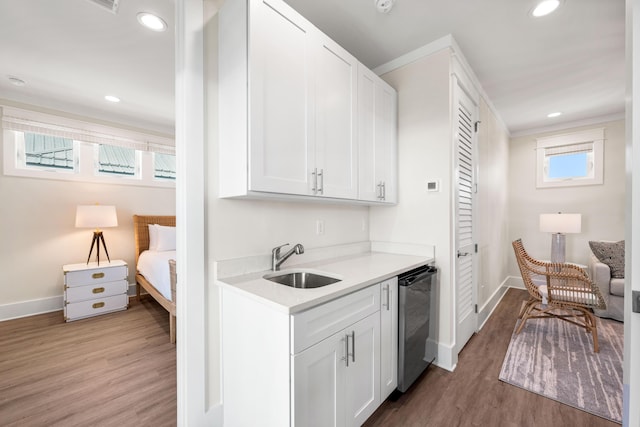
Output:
358 64 398 204
247 0 315 195
313 34 358 199
219 0 396 204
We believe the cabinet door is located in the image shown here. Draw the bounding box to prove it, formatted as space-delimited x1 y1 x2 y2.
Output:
344 313 381 427
248 0 315 195
314 34 358 199
292 330 346 427
357 65 398 203
379 277 398 398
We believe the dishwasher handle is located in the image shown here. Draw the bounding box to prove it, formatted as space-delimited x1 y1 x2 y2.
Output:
399 266 437 287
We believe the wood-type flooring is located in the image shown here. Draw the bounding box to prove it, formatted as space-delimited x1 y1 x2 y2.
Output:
1 288 618 427
364 288 618 427
0 298 176 427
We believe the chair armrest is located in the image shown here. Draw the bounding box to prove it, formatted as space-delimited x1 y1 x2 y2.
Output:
589 252 611 295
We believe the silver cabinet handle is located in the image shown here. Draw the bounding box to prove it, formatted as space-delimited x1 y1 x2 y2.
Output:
343 334 349 367
382 182 386 200
318 169 324 195
383 284 390 311
311 168 318 194
377 182 383 199
351 331 355 363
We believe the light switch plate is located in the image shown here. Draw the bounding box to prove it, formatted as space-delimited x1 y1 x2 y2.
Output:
633 290 640 314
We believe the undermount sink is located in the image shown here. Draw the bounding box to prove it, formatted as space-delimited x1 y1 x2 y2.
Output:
263 269 342 289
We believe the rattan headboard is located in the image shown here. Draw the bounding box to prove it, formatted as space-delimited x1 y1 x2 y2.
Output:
133 215 176 266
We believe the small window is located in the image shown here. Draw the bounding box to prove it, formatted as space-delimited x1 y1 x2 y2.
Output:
536 129 604 188
154 153 176 180
98 144 136 176
23 132 75 170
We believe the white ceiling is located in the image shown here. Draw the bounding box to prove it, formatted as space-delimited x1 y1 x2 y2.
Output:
0 0 626 136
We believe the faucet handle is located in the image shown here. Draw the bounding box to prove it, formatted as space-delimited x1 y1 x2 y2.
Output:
272 243 289 256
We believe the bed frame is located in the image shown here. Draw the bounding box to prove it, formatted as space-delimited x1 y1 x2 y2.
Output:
133 215 177 343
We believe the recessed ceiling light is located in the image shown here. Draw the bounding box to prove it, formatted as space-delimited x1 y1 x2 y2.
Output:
137 12 167 32
547 112 562 118
105 95 121 103
532 0 560 17
8 76 26 87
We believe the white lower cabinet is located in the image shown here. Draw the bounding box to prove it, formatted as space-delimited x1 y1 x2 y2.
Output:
292 312 380 427
221 279 398 427
380 277 399 397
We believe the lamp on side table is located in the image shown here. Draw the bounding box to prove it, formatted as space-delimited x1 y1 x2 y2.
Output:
539 212 582 263
76 205 118 265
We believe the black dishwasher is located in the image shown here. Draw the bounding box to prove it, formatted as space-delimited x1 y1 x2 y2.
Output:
397 264 438 393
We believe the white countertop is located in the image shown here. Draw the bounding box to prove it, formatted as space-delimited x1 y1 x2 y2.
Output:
217 252 433 314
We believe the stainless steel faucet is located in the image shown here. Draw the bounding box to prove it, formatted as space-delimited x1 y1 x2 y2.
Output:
272 243 304 271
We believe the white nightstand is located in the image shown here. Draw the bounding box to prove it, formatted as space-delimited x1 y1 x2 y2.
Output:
63 260 129 321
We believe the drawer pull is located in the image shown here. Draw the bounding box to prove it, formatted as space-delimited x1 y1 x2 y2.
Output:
92 302 105 309
92 287 105 294
92 272 105 279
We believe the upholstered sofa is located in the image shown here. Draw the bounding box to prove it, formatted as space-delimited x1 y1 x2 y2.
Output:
589 241 625 322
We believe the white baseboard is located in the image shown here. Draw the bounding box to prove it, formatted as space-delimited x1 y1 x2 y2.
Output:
477 278 511 330
0 283 139 322
0 295 63 321
432 340 457 372
504 275 526 289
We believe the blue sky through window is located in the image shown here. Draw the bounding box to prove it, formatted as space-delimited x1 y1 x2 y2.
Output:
548 152 588 179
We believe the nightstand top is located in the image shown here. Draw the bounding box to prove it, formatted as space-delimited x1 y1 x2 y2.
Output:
63 260 127 272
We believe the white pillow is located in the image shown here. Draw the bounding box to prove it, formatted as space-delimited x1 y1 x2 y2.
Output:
155 225 176 251
148 224 159 251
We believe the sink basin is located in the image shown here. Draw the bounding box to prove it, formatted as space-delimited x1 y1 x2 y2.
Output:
263 269 342 289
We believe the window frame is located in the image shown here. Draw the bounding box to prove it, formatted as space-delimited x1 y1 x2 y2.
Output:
536 128 604 189
2 105 175 188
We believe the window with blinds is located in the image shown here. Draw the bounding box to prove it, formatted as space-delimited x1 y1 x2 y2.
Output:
536 128 604 188
154 152 176 180
2 105 175 188
98 144 137 176
24 132 75 170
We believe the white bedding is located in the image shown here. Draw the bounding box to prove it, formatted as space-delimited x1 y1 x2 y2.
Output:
137 250 177 301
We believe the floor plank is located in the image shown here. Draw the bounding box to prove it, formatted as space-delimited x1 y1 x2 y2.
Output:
0 298 176 427
363 288 618 427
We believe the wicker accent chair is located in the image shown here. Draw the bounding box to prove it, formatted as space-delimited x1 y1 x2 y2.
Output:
512 239 606 352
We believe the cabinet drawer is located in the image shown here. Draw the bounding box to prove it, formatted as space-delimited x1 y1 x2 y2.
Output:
65 279 128 303
65 293 128 321
65 265 127 287
291 284 380 354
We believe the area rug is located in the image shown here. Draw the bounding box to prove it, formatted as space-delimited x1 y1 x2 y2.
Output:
499 314 624 423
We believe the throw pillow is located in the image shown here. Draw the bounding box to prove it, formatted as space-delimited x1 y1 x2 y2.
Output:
589 240 625 278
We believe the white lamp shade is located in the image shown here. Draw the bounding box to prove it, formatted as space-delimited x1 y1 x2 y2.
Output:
539 213 581 234
75 205 118 228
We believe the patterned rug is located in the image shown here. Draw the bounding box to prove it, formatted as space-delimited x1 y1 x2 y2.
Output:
499 313 624 423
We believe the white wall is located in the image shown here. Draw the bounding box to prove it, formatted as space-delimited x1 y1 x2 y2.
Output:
508 119 626 275
476 98 511 309
370 50 454 350
0 118 176 317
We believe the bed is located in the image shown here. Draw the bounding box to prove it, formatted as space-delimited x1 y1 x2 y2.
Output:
133 215 177 343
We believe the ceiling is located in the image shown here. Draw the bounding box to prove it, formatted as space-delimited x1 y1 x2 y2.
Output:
0 0 625 137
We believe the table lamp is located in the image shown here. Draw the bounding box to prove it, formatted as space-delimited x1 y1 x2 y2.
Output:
539 213 581 263
76 205 118 265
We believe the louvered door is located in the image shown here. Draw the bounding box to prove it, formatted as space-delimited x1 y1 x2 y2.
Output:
454 79 478 355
